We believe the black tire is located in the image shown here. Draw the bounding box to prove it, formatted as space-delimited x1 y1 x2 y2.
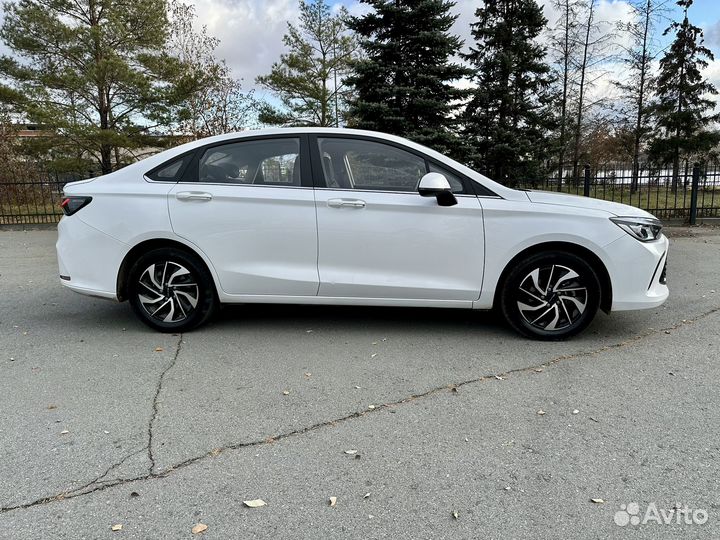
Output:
127 247 217 332
500 251 601 340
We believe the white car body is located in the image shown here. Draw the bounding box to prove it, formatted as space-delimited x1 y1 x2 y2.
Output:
56 128 669 336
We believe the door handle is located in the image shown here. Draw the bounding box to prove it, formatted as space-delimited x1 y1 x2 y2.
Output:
327 198 366 209
176 191 213 201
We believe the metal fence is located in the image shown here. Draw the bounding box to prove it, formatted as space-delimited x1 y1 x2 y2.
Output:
1 161 719 225
515 161 720 222
0 169 88 225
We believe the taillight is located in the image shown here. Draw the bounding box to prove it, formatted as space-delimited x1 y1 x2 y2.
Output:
60 196 92 216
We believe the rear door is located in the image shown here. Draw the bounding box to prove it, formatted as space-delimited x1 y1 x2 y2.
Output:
310 135 484 302
167 135 319 296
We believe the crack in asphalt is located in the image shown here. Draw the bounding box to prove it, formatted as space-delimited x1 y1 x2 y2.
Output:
147 334 184 474
2 306 719 515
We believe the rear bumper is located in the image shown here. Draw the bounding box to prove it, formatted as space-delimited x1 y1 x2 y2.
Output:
56 216 125 300
605 233 669 311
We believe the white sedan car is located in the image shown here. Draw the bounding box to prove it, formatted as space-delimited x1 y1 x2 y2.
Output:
56 128 668 339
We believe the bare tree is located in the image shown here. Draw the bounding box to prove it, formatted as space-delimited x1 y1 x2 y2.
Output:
168 1 258 139
568 0 615 185
549 0 582 190
615 0 669 193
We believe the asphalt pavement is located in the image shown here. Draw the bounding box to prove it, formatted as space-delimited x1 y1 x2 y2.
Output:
0 227 719 539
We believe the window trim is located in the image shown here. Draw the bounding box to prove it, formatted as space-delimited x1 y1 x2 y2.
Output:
307 133 497 197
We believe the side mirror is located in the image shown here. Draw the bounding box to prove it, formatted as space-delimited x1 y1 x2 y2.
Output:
418 172 458 207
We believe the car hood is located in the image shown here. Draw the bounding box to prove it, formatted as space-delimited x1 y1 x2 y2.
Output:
525 190 656 218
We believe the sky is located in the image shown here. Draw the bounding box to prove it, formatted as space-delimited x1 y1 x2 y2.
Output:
186 0 720 100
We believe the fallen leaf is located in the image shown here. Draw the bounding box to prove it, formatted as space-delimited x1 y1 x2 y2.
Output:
304 372 312 378
452 510 459 519
536 410 546 416
591 498 605 504
344 449 357 455
191 523 208 534
154 347 163 352
111 524 123 531
210 448 222 457
243 499 266 508
329 496 337 507
47 404 57 410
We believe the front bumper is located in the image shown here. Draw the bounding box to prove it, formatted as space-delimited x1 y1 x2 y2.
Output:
604 233 669 311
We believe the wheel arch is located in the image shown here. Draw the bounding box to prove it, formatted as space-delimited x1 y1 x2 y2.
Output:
493 241 612 314
116 238 216 302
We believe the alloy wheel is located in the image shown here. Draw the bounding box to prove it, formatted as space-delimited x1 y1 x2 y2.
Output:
516 264 588 331
137 261 199 323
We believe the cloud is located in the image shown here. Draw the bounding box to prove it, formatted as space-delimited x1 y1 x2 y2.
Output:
188 0 299 90
704 19 720 50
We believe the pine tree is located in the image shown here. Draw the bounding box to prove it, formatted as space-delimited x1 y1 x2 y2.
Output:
0 0 188 174
648 0 719 191
463 0 555 184
346 0 470 158
257 0 358 127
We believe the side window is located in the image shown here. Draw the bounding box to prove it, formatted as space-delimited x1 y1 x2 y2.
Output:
195 138 301 185
147 153 193 182
317 138 426 192
428 162 466 194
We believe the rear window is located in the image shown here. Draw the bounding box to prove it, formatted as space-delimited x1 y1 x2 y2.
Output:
147 153 193 182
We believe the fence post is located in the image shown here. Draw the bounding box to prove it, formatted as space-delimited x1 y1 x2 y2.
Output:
689 163 700 225
583 164 591 197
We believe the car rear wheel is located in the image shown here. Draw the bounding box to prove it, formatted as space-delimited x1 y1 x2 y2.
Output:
500 251 601 340
127 248 217 332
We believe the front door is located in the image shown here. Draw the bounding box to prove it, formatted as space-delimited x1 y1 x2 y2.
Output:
311 136 484 301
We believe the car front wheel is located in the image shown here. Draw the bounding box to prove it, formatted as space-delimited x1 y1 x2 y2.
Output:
127 248 217 332
500 251 601 340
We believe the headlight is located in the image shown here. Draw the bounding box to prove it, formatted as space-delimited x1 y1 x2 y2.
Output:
610 216 663 242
